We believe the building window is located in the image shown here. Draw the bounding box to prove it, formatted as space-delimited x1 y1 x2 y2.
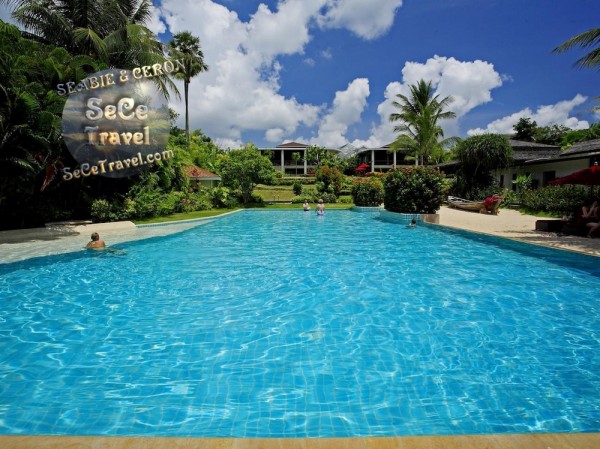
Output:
542 171 556 186
499 174 505 188
511 173 517 192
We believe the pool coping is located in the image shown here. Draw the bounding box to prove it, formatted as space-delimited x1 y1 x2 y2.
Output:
2 432 599 449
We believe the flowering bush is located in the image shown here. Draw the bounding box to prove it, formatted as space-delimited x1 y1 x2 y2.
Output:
315 166 344 196
355 162 370 176
351 177 384 206
383 167 446 213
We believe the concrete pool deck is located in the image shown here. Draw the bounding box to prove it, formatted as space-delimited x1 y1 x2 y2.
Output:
1 208 599 448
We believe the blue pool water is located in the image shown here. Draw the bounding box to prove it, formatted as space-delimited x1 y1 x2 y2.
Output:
0 210 599 437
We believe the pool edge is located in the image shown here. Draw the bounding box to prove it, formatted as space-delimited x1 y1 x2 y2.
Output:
2 432 599 449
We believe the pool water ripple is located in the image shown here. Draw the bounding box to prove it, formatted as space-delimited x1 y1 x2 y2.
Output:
0 210 599 437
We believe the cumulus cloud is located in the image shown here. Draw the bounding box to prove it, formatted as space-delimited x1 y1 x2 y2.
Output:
150 0 411 147
468 94 590 135
353 55 504 148
156 0 322 146
309 78 370 147
318 0 404 39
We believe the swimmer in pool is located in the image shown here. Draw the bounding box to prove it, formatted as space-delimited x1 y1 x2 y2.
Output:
316 199 325 215
86 232 106 249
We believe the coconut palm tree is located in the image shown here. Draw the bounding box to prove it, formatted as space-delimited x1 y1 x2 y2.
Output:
553 27 600 70
1 0 164 70
389 79 457 165
168 31 208 145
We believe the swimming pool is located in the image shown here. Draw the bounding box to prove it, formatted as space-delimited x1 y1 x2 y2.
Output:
0 210 598 437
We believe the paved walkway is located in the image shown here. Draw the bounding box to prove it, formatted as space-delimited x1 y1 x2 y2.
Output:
437 206 600 257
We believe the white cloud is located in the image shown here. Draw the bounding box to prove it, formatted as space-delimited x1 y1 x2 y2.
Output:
146 4 167 35
318 0 404 39
468 94 590 135
354 55 503 148
309 78 370 147
156 0 322 145
152 0 407 147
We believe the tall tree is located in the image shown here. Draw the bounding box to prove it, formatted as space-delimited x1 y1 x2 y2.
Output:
1 0 165 70
513 117 537 141
553 28 600 70
218 145 276 204
168 31 208 145
454 134 513 198
389 79 457 165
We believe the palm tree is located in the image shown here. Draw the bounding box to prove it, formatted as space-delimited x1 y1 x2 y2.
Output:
553 28 600 70
389 79 457 165
168 31 208 145
1 0 165 70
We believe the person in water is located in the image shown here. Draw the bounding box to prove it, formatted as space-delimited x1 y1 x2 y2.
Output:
303 200 311 211
316 199 325 215
86 232 106 249
407 218 417 227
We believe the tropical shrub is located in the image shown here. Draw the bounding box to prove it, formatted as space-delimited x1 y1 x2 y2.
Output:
519 185 589 215
219 145 276 204
351 177 384 207
209 186 231 208
292 180 303 196
90 199 114 222
383 167 446 213
315 166 344 196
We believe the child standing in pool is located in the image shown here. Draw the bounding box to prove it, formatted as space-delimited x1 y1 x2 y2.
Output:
316 199 325 215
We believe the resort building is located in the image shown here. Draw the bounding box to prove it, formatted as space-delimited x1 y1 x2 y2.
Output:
259 142 414 174
260 138 600 191
492 138 600 190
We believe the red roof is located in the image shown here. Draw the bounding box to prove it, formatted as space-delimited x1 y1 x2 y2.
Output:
184 166 221 180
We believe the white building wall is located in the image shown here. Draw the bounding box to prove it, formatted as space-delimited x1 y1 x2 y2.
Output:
494 159 590 189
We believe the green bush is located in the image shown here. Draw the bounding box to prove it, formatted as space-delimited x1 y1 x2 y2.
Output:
315 166 344 196
209 186 231 208
90 199 114 222
316 192 337 203
519 185 589 214
351 177 384 206
383 167 446 213
292 180 302 196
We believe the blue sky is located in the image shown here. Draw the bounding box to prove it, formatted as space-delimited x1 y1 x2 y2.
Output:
2 0 599 149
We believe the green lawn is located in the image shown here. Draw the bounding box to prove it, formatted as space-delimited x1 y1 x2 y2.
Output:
133 209 237 225
254 187 298 201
